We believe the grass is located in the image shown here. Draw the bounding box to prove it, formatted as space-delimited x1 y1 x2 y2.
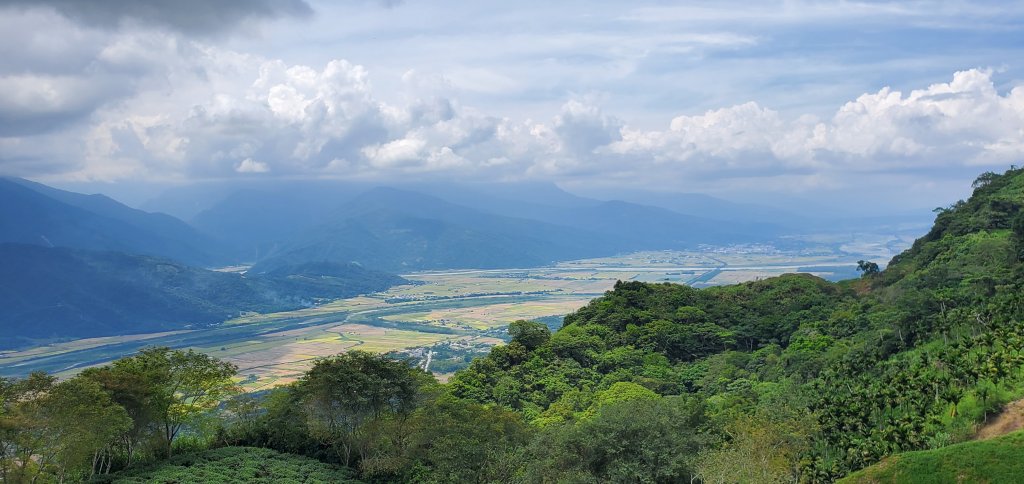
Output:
91 446 358 483
839 430 1024 483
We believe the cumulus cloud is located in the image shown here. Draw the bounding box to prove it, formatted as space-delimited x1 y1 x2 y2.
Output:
0 4 1021 200
236 158 270 173
1 0 1020 198
0 0 313 35
609 69 1024 185
0 0 315 139
820 69 1024 166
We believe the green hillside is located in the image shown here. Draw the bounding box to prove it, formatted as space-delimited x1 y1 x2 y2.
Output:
447 167 1024 481
839 431 1024 484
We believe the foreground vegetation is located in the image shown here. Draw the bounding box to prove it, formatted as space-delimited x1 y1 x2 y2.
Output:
3 167 1024 482
839 430 1024 483
92 447 358 484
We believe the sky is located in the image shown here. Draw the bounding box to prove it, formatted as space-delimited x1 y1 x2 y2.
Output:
1 0 1023 212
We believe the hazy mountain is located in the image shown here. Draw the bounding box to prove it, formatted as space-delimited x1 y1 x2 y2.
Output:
143 179 368 220
408 182 782 248
407 181 601 212
138 181 249 220
188 181 374 262
0 243 405 349
603 189 803 227
184 180 784 271
250 187 620 273
0 178 225 266
546 199 781 247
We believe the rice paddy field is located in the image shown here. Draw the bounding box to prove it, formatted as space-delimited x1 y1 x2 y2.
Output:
0 244 899 389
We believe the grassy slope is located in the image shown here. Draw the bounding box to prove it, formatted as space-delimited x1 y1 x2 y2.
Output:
839 431 1024 484
92 447 360 484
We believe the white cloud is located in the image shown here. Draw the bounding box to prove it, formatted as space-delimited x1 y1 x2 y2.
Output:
235 157 270 173
363 138 426 167
0 0 1021 206
608 69 1024 185
816 69 1024 166
5 22 1023 200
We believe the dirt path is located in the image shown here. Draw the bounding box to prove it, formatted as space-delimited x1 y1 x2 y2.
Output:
974 398 1024 440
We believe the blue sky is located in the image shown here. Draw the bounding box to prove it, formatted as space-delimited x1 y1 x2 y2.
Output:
1 0 1023 212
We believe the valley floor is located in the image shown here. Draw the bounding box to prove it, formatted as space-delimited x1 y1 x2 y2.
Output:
1 245 897 389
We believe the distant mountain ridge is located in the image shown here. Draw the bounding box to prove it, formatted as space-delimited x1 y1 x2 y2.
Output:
194 182 785 272
0 177 227 266
250 187 618 273
0 243 405 349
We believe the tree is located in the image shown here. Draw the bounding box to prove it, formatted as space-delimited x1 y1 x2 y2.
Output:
85 347 238 459
972 171 999 189
81 358 165 466
294 351 432 467
396 395 530 483
697 410 817 484
0 372 56 483
1011 212 1024 260
0 373 130 483
508 320 551 351
857 260 880 276
526 396 711 482
590 382 659 410
39 377 131 482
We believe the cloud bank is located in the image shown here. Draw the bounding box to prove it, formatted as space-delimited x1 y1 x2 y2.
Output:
34 57 1024 190
0 1 1021 207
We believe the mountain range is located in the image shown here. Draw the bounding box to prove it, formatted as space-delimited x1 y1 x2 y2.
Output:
0 175 873 347
190 181 788 272
0 243 404 349
0 177 225 266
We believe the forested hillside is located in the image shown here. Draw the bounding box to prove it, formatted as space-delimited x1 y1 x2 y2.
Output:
448 167 1024 480
0 245 405 348
3 168 1023 483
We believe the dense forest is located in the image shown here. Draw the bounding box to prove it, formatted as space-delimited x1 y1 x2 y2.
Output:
3 167 1024 483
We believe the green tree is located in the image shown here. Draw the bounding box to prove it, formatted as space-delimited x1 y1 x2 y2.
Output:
1011 212 1024 260
39 377 132 482
294 351 432 467
82 358 164 466
857 260 880 276
590 381 659 410
526 396 711 482
397 395 530 483
508 319 551 351
697 409 817 484
85 347 238 459
0 372 56 483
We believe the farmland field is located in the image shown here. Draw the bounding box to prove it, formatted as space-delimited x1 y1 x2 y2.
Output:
0 242 903 388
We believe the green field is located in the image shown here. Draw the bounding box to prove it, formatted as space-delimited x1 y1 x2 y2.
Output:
0 246 889 389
